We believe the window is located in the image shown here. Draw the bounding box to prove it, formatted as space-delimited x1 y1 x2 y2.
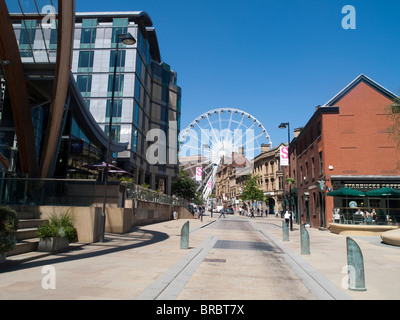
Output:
317 122 322 137
133 129 138 152
76 75 92 94
78 51 94 70
19 20 36 45
105 125 121 141
49 27 58 49
111 18 128 44
109 50 126 69
300 165 303 185
135 76 141 100
108 74 124 96
80 19 97 46
312 157 315 179
106 99 122 119
134 103 140 126
305 162 309 182
319 151 323 176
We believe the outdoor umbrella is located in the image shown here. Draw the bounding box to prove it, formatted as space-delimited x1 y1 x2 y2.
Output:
326 187 366 197
82 162 119 170
365 187 400 217
327 187 365 213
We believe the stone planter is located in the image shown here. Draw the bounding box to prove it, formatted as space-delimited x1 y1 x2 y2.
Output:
38 237 69 253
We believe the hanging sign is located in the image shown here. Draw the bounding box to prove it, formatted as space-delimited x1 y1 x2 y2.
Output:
280 146 289 166
196 167 202 181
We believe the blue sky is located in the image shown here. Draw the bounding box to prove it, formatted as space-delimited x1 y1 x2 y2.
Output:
8 0 400 147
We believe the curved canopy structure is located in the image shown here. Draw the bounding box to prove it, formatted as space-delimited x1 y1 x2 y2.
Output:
0 0 128 178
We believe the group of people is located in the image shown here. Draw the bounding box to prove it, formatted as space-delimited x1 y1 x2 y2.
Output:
333 208 378 223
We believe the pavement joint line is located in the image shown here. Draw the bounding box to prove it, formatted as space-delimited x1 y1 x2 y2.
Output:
249 220 352 300
189 219 216 234
135 235 218 300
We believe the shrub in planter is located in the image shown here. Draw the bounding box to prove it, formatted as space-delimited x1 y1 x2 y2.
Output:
36 211 78 252
0 206 18 259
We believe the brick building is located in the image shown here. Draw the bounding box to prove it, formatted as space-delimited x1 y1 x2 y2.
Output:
289 74 400 228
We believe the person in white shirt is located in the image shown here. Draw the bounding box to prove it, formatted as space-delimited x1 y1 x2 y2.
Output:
284 211 290 226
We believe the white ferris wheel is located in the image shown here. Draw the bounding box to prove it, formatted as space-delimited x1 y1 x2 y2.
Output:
178 108 272 200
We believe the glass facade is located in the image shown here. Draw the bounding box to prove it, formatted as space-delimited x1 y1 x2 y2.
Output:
70 13 181 192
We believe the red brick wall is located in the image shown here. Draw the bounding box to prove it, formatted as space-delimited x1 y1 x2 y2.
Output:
322 81 399 177
295 79 399 228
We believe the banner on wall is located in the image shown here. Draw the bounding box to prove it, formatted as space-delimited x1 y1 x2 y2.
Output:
280 146 289 166
196 167 202 181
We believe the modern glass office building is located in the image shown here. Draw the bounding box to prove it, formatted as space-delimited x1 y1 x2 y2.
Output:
71 12 181 193
2 9 180 194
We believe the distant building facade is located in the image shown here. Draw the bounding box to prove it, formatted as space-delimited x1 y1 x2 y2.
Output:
252 143 286 214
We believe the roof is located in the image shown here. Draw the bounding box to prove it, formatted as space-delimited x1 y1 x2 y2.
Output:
75 11 153 26
76 11 161 62
323 74 398 107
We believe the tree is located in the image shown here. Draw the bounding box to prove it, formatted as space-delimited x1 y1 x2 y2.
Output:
239 174 264 208
171 167 198 201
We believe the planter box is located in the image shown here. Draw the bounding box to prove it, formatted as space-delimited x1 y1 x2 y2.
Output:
38 237 69 252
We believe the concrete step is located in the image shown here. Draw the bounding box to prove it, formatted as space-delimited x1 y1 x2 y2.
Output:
17 211 35 219
7 238 39 257
18 219 48 229
15 228 38 241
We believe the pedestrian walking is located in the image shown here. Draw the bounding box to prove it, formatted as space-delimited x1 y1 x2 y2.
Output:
218 208 226 219
250 208 255 218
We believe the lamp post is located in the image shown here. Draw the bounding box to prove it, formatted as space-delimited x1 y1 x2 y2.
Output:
278 122 292 231
100 33 136 243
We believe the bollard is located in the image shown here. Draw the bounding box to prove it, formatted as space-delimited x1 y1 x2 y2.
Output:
180 221 189 249
282 220 289 241
300 225 311 254
346 237 367 291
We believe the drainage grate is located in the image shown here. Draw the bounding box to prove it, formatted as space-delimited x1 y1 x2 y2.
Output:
203 258 226 263
213 240 277 252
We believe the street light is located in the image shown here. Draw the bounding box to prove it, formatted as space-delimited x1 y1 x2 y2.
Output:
278 122 293 230
100 33 136 243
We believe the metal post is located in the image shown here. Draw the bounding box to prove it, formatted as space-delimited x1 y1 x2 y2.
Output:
346 237 367 291
282 220 289 241
100 35 121 242
300 225 311 254
180 221 189 249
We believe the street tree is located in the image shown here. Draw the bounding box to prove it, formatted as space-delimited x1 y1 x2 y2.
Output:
239 174 264 210
171 167 198 202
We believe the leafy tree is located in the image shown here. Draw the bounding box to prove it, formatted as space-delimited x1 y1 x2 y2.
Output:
239 174 264 207
171 167 198 201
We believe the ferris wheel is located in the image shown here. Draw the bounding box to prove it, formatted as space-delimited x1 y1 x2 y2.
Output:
178 108 272 199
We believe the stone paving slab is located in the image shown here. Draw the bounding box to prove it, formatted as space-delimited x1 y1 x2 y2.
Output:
0 213 399 300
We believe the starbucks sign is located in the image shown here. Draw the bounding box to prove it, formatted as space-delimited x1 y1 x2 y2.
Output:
349 201 357 208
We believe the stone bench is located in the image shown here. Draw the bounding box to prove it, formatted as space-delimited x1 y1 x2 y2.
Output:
380 229 400 247
329 223 399 236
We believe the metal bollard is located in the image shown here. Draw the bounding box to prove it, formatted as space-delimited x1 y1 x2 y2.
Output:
300 225 311 254
282 220 289 241
180 221 189 249
346 237 367 291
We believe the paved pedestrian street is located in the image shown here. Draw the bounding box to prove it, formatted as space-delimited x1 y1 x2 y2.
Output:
1 213 400 302
176 218 316 300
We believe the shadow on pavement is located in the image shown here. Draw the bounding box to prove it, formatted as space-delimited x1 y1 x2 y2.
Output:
0 227 169 273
